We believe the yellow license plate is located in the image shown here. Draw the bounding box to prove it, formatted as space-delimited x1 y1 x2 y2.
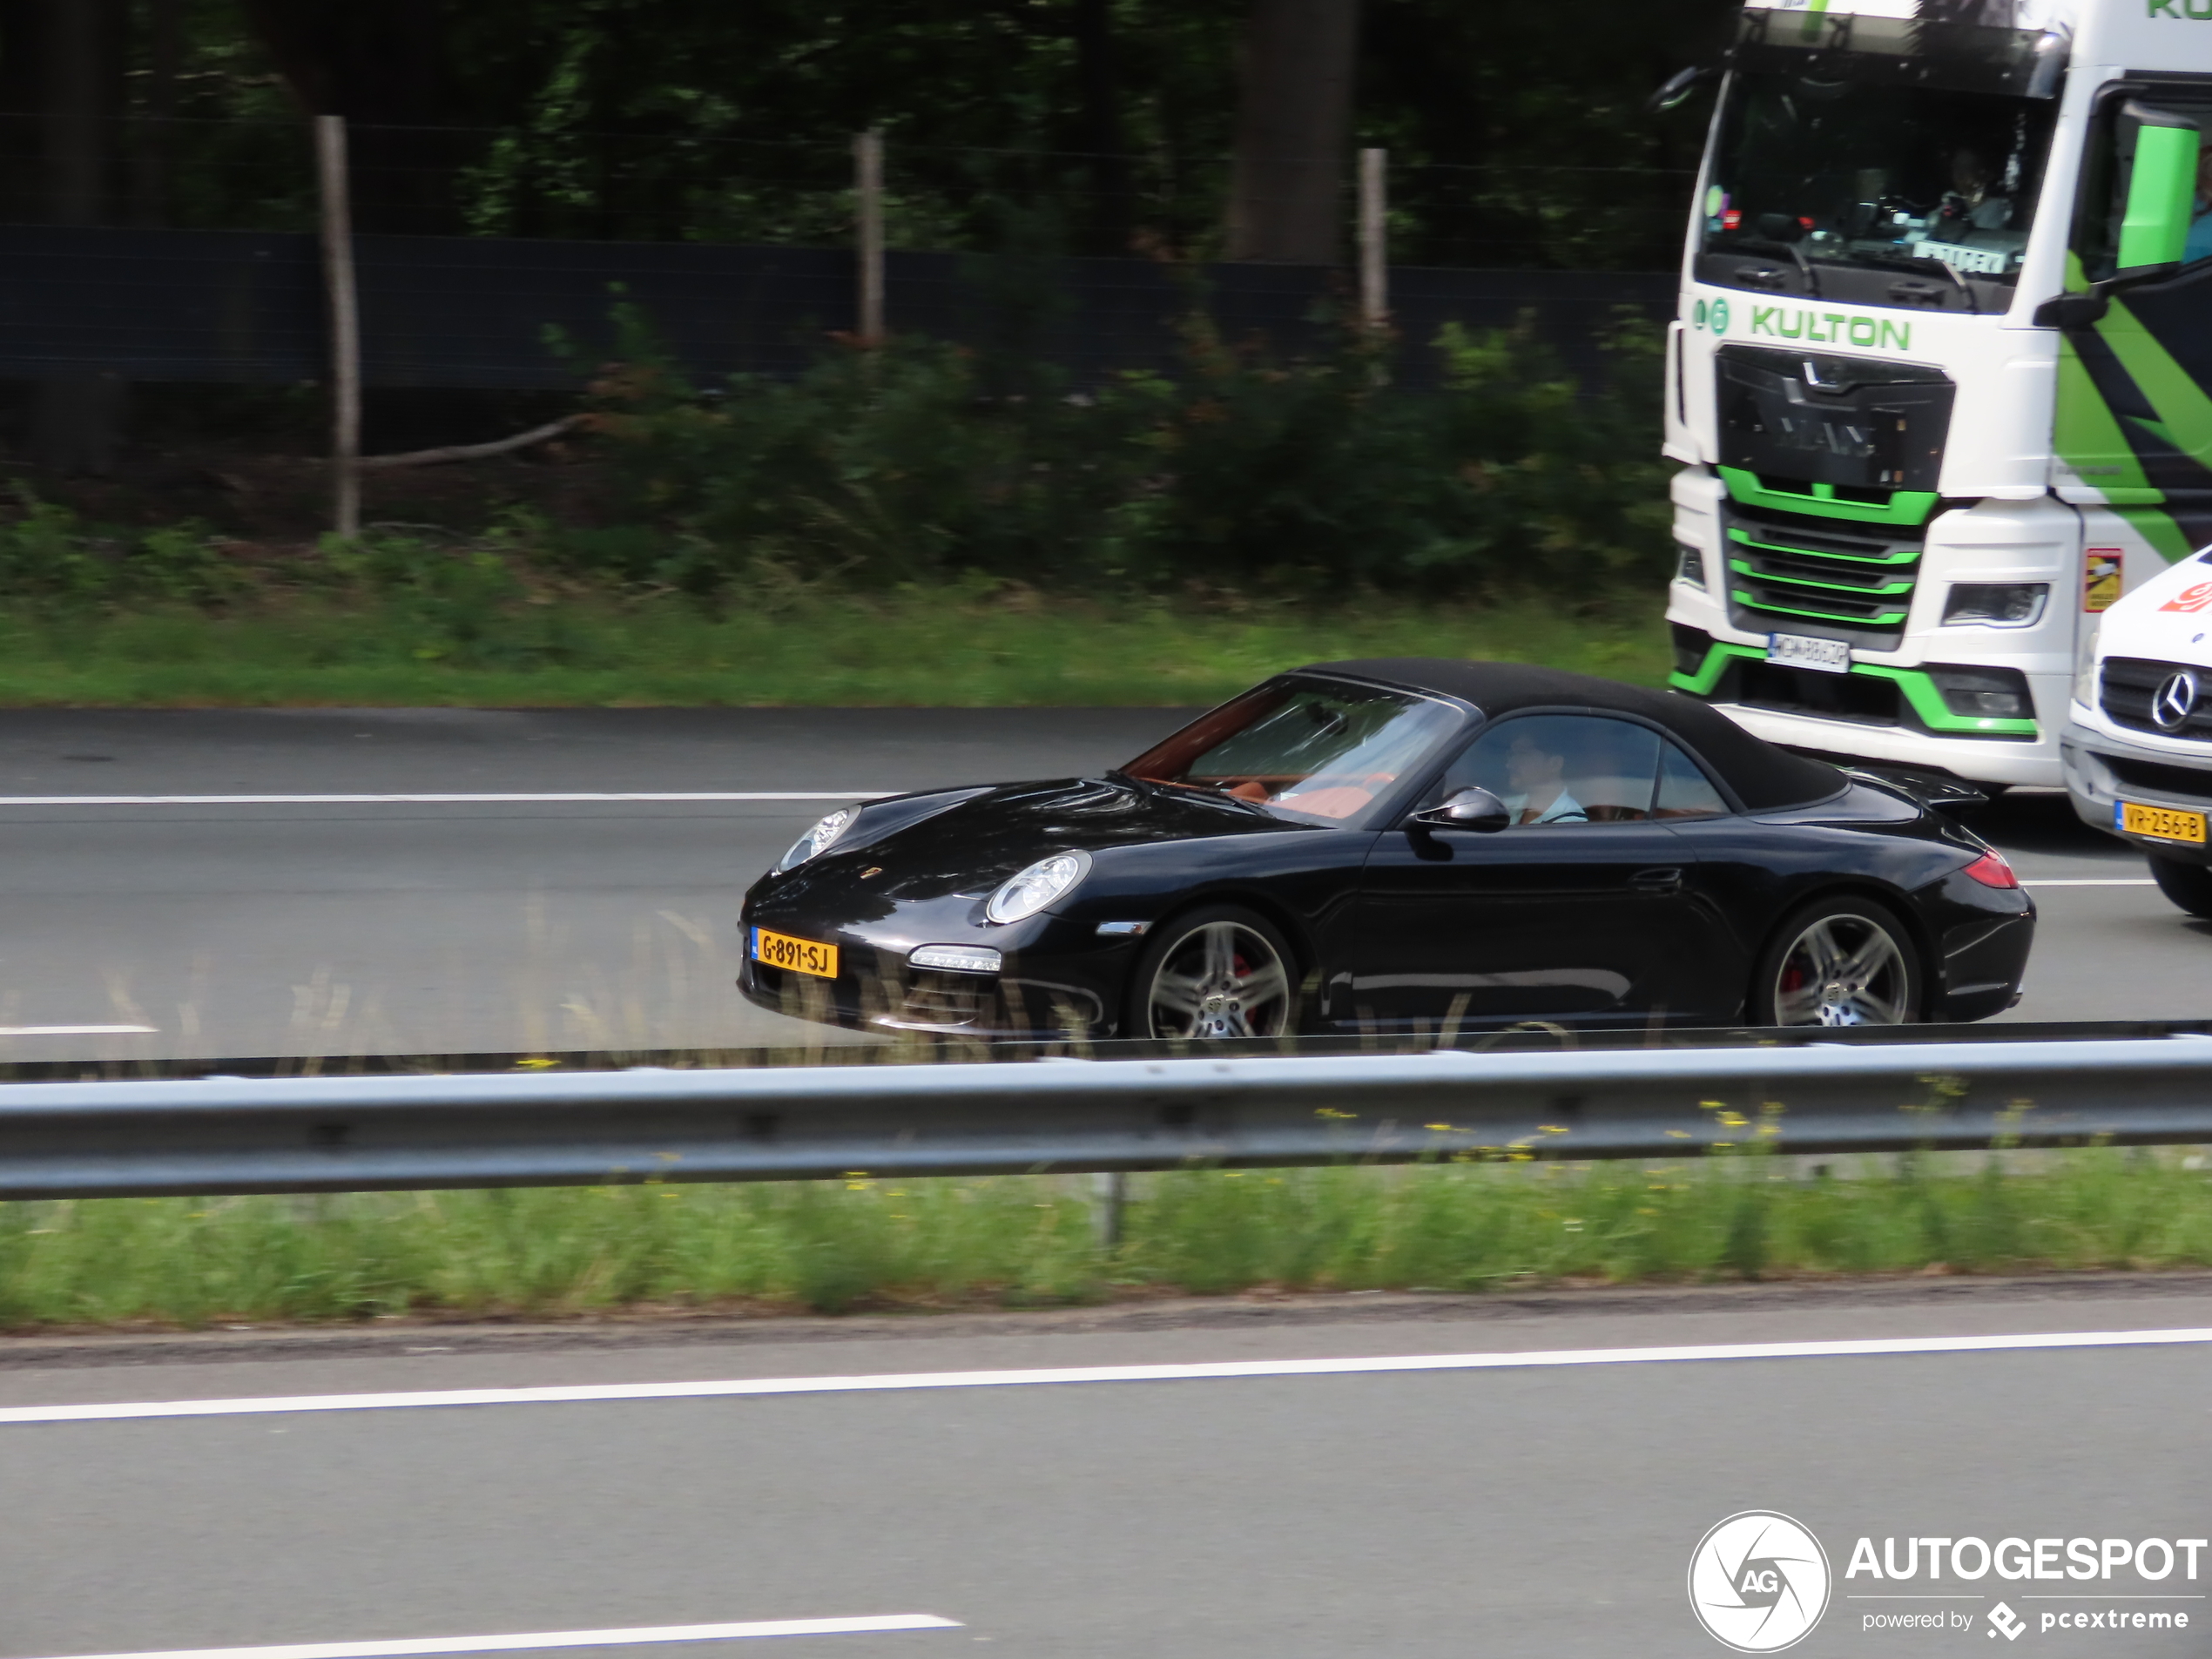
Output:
751 927 840 978
2120 800 2208 844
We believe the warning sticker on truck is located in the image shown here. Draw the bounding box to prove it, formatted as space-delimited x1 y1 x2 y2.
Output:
2085 549 2122 612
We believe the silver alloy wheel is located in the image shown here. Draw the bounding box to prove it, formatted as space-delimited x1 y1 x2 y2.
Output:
1143 919 1295 1039
1770 913 1911 1027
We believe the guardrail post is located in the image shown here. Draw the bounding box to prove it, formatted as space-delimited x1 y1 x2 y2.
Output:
1092 1170 1128 1251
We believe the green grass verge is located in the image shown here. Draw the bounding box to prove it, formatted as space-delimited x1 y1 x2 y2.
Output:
6 1151 2207 1328
0 590 1669 707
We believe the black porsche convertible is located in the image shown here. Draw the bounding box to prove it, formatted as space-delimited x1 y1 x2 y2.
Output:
738 659 2033 1037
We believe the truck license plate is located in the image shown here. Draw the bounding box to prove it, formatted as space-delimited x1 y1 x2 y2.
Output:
1766 632 1851 674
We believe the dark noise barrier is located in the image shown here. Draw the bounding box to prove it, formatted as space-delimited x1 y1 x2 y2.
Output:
0 223 1671 391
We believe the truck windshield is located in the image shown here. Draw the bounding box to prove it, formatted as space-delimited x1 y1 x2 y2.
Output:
1703 15 2061 287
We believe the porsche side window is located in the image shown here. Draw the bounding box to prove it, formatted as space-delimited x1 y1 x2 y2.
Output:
1123 681 1460 822
1441 716 1662 826
1654 741 1730 819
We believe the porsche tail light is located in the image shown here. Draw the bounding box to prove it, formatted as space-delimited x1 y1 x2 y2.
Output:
1960 849 2018 889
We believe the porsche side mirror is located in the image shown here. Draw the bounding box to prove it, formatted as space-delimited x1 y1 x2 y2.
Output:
1411 786 1511 833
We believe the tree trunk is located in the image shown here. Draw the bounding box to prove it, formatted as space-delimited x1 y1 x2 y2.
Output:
32 0 126 475
131 0 183 227
239 0 452 233
1224 0 1360 264
1073 0 1133 256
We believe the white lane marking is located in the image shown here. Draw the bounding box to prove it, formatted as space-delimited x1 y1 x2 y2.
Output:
4 1328 2208 1426
0 793 889 806
22 1615 961 1659
2023 877 2156 887
0 1024 155 1036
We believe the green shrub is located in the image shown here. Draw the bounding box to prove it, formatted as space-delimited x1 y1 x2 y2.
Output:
563 305 1673 598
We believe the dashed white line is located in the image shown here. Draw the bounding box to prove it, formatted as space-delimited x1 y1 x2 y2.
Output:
0 1024 155 1036
0 792 888 806
20 1615 961 1659
3 1328 2207 1426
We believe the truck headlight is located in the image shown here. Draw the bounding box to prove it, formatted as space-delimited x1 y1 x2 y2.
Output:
986 851 1090 924
1675 543 1706 590
1943 583 2047 627
777 808 854 873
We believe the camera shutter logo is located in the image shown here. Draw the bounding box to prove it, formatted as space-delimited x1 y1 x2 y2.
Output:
2154 669 2199 732
1688 1511 1831 1652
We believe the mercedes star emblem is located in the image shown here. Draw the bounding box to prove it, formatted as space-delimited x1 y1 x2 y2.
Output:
2154 669 2200 732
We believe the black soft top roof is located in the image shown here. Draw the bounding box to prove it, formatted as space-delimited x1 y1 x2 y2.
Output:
1304 657 1845 812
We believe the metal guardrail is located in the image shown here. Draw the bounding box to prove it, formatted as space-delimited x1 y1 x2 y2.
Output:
1 1037 2210 1200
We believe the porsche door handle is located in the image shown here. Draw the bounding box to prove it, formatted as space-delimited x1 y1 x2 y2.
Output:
1630 867 1684 893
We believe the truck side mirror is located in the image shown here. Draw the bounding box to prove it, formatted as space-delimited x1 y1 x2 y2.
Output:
2035 101 2200 327
1647 64 1718 116
2114 101 2199 279
1410 786 1511 833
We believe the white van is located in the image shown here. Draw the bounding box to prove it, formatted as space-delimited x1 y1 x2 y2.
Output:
2061 552 2212 914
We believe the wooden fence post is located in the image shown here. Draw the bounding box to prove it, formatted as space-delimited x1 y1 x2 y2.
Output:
855 129 885 347
1358 146 1387 332
314 114 361 539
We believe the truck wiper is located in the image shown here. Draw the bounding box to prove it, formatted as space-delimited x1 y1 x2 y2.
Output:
1735 237 1823 299
1848 252 1979 313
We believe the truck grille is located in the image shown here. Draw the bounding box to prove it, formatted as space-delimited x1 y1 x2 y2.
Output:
1723 505 1921 650
2101 657 2212 741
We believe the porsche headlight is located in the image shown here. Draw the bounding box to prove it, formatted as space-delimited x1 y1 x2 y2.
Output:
985 851 1090 924
777 808 854 873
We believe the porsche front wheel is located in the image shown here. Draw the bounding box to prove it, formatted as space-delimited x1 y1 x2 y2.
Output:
1751 897 1921 1028
1127 906 1298 1040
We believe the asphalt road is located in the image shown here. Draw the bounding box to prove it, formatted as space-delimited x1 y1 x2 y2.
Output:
0 707 2192 1061
0 1287 2205 1657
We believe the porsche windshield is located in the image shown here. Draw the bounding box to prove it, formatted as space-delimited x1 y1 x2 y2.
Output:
1123 680 1458 823
1705 16 2061 285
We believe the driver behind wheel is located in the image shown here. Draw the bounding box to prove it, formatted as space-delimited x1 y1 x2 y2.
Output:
1503 731 1588 825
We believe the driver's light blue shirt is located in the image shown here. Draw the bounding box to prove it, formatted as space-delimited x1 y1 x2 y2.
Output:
2187 209 2212 266
1508 790 1587 825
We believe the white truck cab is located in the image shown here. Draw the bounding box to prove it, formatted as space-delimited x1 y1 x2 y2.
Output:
1662 0 2212 791
2062 553 2212 913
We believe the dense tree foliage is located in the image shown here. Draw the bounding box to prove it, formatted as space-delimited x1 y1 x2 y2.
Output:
0 0 1730 265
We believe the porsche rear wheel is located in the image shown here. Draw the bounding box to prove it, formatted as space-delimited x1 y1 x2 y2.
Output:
1128 906 1298 1040
1751 897 1921 1028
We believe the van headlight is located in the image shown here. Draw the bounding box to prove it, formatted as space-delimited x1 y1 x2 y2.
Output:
986 851 1090 924
777 808 854 873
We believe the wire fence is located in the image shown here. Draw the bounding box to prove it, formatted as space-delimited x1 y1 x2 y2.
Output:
0 117 1690 395
0 114 1695 269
